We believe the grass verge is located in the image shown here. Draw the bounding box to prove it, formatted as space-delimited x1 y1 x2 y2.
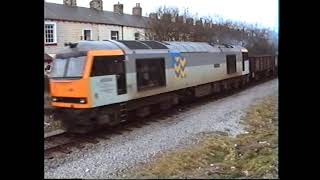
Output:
127 95 278 179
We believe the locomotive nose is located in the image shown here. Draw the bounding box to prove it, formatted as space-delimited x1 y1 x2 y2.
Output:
49 79 92 108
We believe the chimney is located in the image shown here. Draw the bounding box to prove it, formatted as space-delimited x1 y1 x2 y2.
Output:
149 13 158 20
114 2 124 14
132 3 142 16
63 0 77 6
90 0 103 11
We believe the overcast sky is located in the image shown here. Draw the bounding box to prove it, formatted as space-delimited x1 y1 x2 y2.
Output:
45 0 279 32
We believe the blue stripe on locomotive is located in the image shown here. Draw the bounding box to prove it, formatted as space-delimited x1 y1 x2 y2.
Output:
169 50 181 68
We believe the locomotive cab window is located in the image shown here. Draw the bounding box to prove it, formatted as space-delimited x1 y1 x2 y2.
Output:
91 55 125 76
136 58 166 91
242 52 248 71
90 55 127 95
226 55 237 74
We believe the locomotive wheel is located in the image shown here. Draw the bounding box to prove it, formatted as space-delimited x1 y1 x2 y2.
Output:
159 101 172 111
69 124 95 134
136 106 151 118
179 88 195 103
60 115 96 134
151 103 161 114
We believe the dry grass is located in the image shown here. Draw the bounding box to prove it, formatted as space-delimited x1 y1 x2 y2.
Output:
44 117 64 133
126 95 278 179
44 92 64 133
44 89 65 133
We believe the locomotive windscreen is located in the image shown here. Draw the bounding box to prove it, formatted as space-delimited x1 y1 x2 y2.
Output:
50 56 86 79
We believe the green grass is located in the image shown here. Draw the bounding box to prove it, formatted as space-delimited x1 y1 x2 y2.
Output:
126 95 278 179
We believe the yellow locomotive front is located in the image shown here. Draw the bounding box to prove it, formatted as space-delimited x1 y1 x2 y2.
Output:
48 42 126 133
49 49 125 109
50 51 92 108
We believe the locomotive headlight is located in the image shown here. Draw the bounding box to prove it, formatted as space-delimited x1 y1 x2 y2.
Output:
51 97 86 104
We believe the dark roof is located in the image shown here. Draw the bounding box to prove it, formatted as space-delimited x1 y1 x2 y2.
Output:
115 40 168 50
45 2 149 28
69 40 243 53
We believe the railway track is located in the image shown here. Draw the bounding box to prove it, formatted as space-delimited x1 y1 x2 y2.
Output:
44 77 277 160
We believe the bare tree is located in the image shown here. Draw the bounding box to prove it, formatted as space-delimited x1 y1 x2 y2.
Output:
146 6 278 55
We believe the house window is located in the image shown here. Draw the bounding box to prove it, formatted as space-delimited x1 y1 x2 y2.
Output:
111 31 119 40
214 64 220 68
226 55 237 74
136 58 166 91
44 22 57 44
83 29 92 40
134 32 140 40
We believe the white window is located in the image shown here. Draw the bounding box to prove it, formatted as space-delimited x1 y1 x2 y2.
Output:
44 22 57 44
111 31 119 40
134 32 140 40
82 29 92 40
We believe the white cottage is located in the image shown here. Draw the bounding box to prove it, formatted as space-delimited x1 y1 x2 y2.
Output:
44 0 149 56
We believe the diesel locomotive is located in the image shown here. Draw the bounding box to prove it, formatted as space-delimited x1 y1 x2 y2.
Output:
48 40 277 133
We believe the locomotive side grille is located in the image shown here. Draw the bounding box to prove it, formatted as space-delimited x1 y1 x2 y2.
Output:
116 40 168 50
117 40 149 49
140 41 168 49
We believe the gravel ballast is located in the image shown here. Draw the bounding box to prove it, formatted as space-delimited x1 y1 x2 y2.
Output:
44 79 278 179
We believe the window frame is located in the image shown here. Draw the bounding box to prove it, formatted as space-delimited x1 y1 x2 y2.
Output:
44 21 57 44
111 31 119 40
90 55 126 77
134 32 140 40
135 58 166 91
50 56 87 79
82 29 92 40
242 52 248 71
226 54 237 74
